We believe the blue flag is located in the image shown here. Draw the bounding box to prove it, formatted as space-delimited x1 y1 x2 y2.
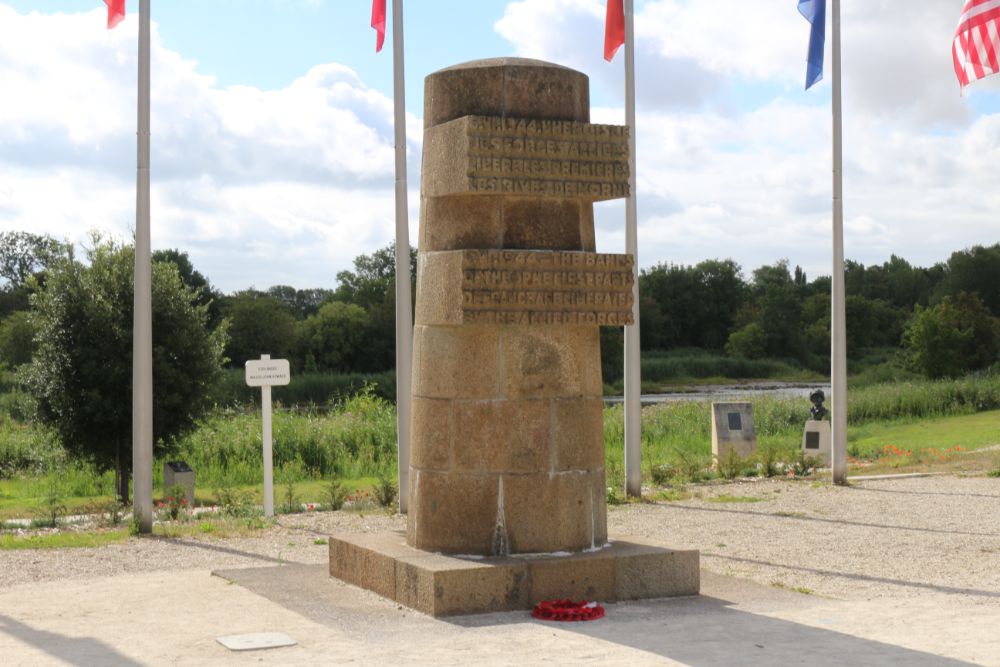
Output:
798 0 826 89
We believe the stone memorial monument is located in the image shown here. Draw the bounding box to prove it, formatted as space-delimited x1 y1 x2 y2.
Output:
329 58 698 616
711 401 756 462
802 390 831 466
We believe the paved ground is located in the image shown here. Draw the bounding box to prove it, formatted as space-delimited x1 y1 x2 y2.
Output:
1 474 998 665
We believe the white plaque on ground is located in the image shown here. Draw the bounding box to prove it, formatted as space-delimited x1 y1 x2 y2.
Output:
216 632 297 651
245 358 291 386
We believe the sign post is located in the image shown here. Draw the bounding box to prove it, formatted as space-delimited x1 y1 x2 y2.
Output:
245 355 290 517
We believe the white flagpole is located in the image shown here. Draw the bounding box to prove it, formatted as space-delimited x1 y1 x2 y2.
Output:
830 0 848 485
623 0 642 497
391 0 413 513
133 0 154 532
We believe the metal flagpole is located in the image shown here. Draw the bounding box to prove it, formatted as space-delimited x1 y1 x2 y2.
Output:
133 0 153 532
830 0 848 485
391 0 413 513
623 0 642 497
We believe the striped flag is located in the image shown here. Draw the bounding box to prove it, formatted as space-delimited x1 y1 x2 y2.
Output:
372 0 386 53
954 0 1000 90
798 0 826 89
105 0 125 29
604 0 625 61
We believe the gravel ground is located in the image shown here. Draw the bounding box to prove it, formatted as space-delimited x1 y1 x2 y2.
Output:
2 474 999 605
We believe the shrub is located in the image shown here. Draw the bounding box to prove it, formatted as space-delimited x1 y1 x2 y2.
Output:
373 473 398 510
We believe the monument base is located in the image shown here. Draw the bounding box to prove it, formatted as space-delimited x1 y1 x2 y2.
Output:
329 530 699 617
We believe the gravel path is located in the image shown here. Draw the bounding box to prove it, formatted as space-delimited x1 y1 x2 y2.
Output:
3 474 999 605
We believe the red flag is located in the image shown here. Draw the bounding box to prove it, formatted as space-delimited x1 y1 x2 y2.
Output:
105 0 125 30
953 0 1000 90
604 0 625 61
372 0 386 53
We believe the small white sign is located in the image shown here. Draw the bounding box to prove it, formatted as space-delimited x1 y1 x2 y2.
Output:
245 358 291 387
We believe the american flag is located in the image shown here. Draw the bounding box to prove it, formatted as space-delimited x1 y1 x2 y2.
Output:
953 0 1000 90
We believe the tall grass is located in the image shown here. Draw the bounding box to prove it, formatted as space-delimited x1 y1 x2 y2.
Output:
176 387 397 486
212 368 397 407
1 374 998 504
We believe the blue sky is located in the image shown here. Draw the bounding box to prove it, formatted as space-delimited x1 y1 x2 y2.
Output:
1 0 998 292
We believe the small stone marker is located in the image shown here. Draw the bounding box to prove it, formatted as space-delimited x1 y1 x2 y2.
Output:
163 461 194 506
802 420 832 466
711 402 757 461
245 355 290 517
216 632 296 652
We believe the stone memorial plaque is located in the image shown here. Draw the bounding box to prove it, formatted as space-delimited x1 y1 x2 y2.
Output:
805 431 820 450
216 632 296 652
711 402 756 461
802 420 832 466
727 412 742 432
416 249 634 326
422 115 630 201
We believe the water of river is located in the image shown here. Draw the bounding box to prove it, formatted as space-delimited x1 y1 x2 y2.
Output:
604 382 832 406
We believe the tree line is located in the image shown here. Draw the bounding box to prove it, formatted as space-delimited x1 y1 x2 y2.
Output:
1 230 997 501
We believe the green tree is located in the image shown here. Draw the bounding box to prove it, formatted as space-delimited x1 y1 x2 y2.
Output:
934 244 1000 316
152 249 224 327
0 311 35 368
25 238 227 502
0 231 66 288
333 243 417 372
222 291 298 367
297 301 370 372
903 292 1000 378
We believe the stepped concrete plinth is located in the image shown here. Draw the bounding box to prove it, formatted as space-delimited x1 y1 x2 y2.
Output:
329 531 699 617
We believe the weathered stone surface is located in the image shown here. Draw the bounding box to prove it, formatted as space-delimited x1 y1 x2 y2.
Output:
416 249 635 327
503 198 584 250
407 58 634 561
452 399 549 473
422 115 630 201
500 326 602 398
503 471 603 553
529 553 615 603
408 470 498 554
711 402 757 461
802 419 832 466
615 536 702 600
410 397 451 471
330 531 699 617
412 325 500 399
423 58 589 129
420 196 503 251
552 397 605 471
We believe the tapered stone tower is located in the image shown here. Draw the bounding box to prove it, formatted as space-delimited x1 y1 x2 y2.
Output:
407 58 632 556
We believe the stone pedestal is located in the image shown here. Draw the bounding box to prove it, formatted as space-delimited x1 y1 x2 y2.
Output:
330 57 699 614
802 419 832 466
711 402 756 462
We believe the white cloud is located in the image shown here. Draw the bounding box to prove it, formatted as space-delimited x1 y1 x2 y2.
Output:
498 0 1000 281
0 4 420 292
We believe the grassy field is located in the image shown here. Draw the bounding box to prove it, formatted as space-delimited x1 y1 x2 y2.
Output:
1 374 998 521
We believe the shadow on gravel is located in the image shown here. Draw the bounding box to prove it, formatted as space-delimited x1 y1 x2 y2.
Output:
663 503 1000 538
219 565 976 666
142 535 308 566
459 596 978 667
0 614 142 667
704 553 1000 600
847 485 1000 500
